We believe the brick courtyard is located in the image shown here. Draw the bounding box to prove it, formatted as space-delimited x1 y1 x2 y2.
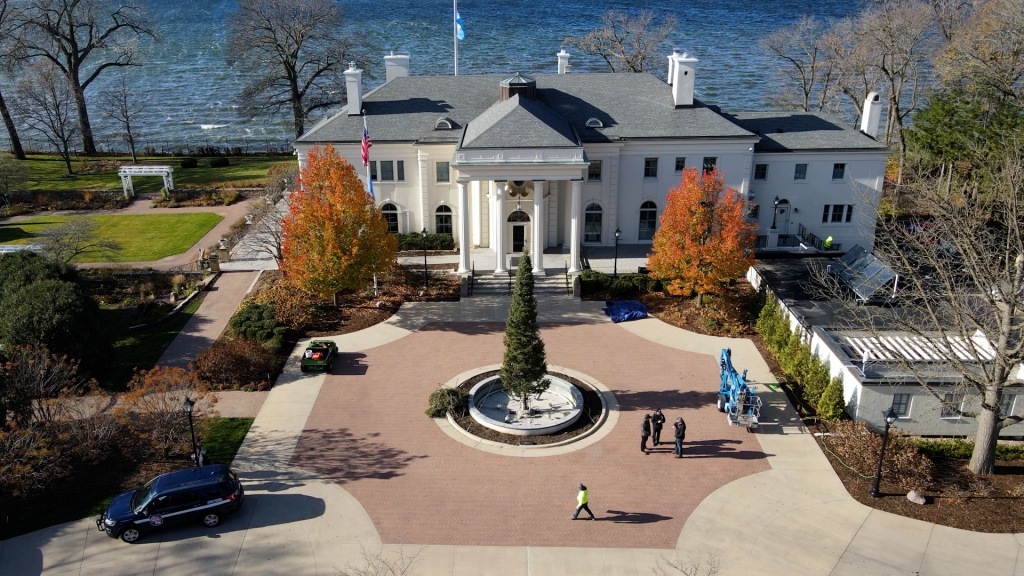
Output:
291 322 768 549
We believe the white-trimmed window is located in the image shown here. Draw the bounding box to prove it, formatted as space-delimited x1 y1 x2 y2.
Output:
891 394 911 417
435 205 453 235
584 203 602 242
941 393 965 419
380 161 395 181
822 204 854 224
638 201 657 240
436 162 450 183
644 158 658 179
832 163 846 180
588 160 602 182
754 163 768 181
746 204 760 221
369 161 377 181
675 157 686 172
702 156 717 174
794 163 808 180
381 203 399 234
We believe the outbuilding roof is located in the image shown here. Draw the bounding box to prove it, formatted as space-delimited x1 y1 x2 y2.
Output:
723 111 889 152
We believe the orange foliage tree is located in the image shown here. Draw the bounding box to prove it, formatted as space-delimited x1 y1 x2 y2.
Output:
647 168 757 307
280 145 397 305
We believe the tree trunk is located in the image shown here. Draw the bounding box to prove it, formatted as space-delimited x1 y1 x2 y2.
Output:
128 134 137 163
291 76 305 140
61 147 73 175
0 89 26 160
70 78 97 155
333 291 339 308
970 400 1000 475
696 291 704 308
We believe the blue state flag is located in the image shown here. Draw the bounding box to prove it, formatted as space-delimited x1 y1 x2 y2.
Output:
456 11 465 40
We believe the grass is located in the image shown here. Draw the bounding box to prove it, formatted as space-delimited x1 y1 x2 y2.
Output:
23 154 292 192
203 418 255 465
101 294 205 392
0 213 223 262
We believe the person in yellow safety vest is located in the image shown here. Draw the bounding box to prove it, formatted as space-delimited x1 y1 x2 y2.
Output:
824 236 833 250
571 483 595 520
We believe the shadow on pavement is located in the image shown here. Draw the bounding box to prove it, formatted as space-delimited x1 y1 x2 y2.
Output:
331 352 368 376
612 389 718 412
683 439 769 460
599 510 673 524
155 493 326 542
291 428 426 484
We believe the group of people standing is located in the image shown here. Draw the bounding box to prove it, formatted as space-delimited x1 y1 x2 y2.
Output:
641 409 686 458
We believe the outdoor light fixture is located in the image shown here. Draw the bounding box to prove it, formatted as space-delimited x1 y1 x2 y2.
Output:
421 228 429 288
869 407 900 498
613 227 621 277
182 397 199 467
770 195 780 230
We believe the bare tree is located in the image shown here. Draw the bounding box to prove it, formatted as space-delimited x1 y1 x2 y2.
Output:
815 144 1024 476
0 152 27 210
99 75 145 162
654 553 721 576
822 18 886 124
563 9 679 74
937 0 1024 102
1 345 93 425
15 0 156 155
337 544 419 576
761 16 840 112
39 216 121 263
0 0 26 159
14 62 79 175
930 0 974 43
246 163 297 262
228 0 364 140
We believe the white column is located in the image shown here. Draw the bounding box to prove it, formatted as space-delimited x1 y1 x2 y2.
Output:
493 181 507 274
532 181 545 274
457 179 471 275
568 180 582 273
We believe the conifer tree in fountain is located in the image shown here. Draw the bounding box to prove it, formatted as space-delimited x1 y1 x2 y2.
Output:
500 251 549 415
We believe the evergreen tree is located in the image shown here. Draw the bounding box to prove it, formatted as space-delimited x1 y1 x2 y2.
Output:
817 377 847 421
500 252 549 414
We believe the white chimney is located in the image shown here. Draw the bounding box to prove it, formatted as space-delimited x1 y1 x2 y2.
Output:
384 51 409 83
671 52 698 107
860 91 882 138
667 49 680 85
344 62 362 116
557 49 571 74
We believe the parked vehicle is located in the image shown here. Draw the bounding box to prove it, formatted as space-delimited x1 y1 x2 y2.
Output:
97 464 244 543
300 340 338 372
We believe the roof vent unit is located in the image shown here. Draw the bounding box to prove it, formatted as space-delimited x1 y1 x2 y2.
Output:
434 117 454 130
585 118 604 129
384 51 410 83
500 73 536 101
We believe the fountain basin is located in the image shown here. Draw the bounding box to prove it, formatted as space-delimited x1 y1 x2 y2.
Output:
468 374 584 436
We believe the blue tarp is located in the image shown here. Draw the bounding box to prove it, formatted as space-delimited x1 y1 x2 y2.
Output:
603 300 648 323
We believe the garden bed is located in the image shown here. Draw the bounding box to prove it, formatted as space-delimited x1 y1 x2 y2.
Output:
640 280 760 338
449 370 604 446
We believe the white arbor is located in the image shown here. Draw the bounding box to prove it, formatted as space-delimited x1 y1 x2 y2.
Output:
117 165 174 199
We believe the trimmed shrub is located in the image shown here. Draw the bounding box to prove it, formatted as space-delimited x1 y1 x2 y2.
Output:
609 277 638 299
220 189 240 206
397 232 455 251
209 157 231 168
817 377 846 421
229 302 287 343
915 438 1024 461
179 157 198 169
425 387 469 418
195 337 276 391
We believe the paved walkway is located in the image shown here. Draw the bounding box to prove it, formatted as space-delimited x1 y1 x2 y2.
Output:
3 300 1023 575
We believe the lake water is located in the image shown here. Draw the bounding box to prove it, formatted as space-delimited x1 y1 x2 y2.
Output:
4 0 860 153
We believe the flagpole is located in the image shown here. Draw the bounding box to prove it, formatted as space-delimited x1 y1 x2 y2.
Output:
453 0 458 76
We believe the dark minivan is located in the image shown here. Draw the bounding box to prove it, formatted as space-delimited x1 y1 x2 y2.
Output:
97 464 244 543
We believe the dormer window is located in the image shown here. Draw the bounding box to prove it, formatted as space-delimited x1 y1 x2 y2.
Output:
585 118 603 129
434 117 454 130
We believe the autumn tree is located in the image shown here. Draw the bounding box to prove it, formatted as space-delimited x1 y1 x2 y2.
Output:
563 9 678 74
117 366 211 458
228 0 365 139
647 168 757 307
15 0 157 155
279 145 396 306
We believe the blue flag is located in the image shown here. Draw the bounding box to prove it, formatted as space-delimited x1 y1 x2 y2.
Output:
456 11 465 40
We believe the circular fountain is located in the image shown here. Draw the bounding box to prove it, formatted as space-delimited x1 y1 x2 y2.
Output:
468 374 584 436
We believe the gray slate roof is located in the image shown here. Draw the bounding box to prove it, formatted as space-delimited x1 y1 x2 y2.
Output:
461 93 580 149
297 72 757 145
723 111 889 152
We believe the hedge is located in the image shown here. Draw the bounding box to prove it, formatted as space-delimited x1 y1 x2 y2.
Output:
397 233 455 251
914 438 1024 461
579 269 662 297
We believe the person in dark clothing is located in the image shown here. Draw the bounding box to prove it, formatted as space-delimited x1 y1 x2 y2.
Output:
641 414 652 454
651 409 666 446
673 416 687 458
571 483 595 520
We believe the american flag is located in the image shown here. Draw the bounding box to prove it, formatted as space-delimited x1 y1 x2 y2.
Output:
361 126 372 167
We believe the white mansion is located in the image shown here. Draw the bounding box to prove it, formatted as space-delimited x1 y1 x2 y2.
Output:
293 51 889 275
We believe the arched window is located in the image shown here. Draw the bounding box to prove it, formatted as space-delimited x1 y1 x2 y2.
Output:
381 203 399 234
435 205 453 235
639 201 657 241
584 203 602 242
507 210 530 222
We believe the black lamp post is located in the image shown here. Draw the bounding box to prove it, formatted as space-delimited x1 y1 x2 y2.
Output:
869 408 900 498
421 228 428 288
770 195 780 230
613 227 621 277
182 397 198 467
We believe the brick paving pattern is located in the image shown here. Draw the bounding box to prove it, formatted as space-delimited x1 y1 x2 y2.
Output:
291 322 768 549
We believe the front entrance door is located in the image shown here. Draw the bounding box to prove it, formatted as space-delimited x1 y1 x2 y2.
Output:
511 225 526 252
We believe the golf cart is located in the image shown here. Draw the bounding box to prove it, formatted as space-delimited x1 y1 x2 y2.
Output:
300 340 338 372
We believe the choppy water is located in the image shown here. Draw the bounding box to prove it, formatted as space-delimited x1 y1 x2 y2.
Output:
3 0 860 153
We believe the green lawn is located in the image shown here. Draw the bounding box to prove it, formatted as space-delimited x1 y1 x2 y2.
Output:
204 417 256 465
0 213 223 262
102 294 205 392
24 154 292 193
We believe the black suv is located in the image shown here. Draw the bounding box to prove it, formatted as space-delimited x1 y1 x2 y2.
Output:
97 464 244 543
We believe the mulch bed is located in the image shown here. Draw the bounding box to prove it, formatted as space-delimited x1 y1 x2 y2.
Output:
814 431 1024 533
638 280 759 338
449 370 604 446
